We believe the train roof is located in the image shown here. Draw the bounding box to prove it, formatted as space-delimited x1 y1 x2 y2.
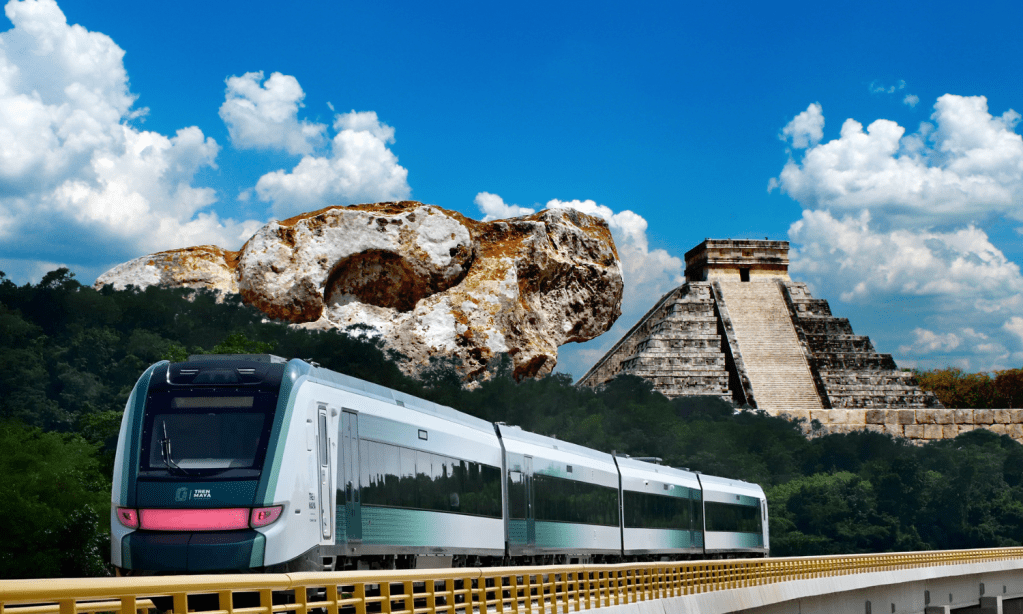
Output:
614 456 702 489
496 423 616 464
295 359 496 433
696 472 766 498
181 354 496 434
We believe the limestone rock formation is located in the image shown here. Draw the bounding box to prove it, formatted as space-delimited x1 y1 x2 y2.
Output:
95 201 623 380
96 245 240 294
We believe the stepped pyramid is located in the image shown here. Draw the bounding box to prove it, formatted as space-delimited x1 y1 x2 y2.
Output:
577 240 942 416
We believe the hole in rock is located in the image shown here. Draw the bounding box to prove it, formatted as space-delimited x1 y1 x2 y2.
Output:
324 250 459 313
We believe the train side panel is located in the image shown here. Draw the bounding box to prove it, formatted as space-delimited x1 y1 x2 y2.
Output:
497 424 620 558
698 474 769 557
111 355 771 573
300 367 505 560
616 457 703 557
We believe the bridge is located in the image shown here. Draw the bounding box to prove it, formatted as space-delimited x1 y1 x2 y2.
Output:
3 549 1023 614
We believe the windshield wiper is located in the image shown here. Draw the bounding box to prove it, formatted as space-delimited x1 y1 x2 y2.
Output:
159 421 195 477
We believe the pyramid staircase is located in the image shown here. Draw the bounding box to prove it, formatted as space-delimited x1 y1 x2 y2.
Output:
715 281 823 410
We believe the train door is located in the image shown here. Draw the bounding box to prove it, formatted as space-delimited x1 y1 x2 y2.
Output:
524 455 535 547
317 405 332 540
340 410 361 542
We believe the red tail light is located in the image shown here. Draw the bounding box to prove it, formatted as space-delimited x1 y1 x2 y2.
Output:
250 505 284 528
140 508 249 531
116 507 139 529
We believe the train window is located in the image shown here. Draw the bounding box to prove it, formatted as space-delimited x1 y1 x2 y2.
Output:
533 473 619 527
508 471 526 519
622 489 692 529
362 442 374 493
139 390 277 479
357 440 501 518
463 462 501 517
400 446 417 508
704 501 762 533
380 441 400 504
417 449 436 509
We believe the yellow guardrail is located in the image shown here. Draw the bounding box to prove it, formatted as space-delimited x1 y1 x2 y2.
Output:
3 548 1023 614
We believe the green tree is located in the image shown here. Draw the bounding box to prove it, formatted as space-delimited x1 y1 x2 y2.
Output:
916 367 995 408
768 472 899 555
0 420 110 578
209 332 276 355
994 369 1023 408
6 266 1023 568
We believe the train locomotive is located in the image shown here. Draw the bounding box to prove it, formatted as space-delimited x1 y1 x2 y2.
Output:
110 355 768 574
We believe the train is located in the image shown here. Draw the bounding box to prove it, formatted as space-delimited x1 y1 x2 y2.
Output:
110 354 768 574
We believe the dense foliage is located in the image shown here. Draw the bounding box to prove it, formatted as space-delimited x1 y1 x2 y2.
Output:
0 420 110 578
916 367 1023 408
3 268 1023 577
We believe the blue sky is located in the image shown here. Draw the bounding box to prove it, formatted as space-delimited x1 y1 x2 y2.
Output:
3 0 1023 378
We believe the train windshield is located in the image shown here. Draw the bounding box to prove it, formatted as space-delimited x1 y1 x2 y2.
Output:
139 390 279 479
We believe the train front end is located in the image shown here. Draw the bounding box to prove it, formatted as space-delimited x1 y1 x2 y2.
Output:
110 355 294 574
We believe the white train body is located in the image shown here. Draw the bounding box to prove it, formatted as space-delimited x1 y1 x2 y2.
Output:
110 355 768 573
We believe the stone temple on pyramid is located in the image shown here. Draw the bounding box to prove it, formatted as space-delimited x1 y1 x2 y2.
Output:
578 240 947 434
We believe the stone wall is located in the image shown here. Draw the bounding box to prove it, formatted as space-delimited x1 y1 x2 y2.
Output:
776 408 1023 444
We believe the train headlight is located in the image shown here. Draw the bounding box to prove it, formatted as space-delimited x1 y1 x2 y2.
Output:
250 505 284 528
116 507 139 529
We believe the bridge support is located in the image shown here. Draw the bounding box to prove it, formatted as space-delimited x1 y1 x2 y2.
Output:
927 595 1020 614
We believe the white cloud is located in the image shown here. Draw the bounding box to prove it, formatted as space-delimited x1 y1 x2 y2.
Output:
0 0 261 281
0 0 132 192
779 102 824 149
777 95 1023 371
869 79 918 106
898 327 994 355
867 80 908 94
899 328 961 354
335 110 395 142
474 192 536 221
254 109 411 218
788 211 1023 370
773 95 1023 229
869 80 906 95
1005 317 1023 346
789 209 1023 303
219 71 326 155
